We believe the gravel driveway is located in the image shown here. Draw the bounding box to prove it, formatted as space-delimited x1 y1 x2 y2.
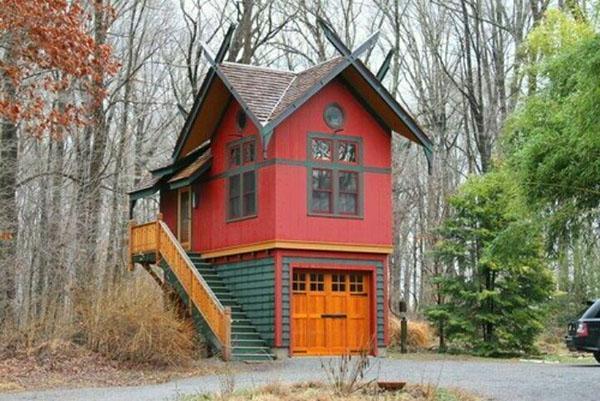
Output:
2 357 599 401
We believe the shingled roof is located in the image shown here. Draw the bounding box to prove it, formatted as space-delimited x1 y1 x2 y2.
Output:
219 57 344 124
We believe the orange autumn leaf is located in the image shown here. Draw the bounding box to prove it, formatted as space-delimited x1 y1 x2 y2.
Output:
0 0 119 138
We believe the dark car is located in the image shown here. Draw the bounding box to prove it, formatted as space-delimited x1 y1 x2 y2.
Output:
566 299 600 363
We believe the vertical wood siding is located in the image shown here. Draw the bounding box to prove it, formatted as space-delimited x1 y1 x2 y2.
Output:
270 79 392 247
160 189 178 235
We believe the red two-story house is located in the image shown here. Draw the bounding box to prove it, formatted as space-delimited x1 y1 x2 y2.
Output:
128 22 432 361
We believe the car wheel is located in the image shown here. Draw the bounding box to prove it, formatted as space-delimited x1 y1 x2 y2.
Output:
594 352 600 364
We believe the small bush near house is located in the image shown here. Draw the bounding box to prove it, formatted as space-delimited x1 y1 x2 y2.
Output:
388 316 433 351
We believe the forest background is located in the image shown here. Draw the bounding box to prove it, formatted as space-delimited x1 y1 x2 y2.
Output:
0 0 598 358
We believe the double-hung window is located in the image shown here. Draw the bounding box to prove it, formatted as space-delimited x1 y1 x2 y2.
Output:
227 137 257 220
308 134 362 217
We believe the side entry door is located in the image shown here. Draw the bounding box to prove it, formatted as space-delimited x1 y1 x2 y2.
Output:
177 187 192 250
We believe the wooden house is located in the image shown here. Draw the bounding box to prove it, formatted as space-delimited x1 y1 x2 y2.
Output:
128 22 432 361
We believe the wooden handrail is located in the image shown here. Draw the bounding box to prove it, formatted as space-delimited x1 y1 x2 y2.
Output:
128 218 231 360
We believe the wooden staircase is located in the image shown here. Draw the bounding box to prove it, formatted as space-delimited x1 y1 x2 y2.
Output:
188 254 274 361
128 217 273 362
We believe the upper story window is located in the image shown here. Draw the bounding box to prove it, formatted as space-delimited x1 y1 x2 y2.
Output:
323 103 345 130
227 137 257 221
308 134 362 218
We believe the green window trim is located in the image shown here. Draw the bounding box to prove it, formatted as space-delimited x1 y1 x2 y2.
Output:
307 132 364 218
227 137 257 221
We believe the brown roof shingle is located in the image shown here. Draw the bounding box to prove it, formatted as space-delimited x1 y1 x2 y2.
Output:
219 58 344 124
168 148 212 184
130 173 160 194
220 62 295 123
270 57 343 119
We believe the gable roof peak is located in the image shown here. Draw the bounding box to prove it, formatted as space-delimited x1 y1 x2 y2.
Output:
221 60 296 75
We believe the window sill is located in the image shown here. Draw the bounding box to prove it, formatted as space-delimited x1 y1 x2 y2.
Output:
307 212 363 220
226 214 258 223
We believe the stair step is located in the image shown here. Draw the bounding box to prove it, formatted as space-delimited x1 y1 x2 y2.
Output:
231 312 246 318
211 288 231 294
202 279 224 287
232 324 258 331
217 297 237 303
232 322 252 327
208 286 230 293
231 353 274 362
196 270 217 276
231 332 263 340
232 345 271 353
232 338 267 347
190 260 211 265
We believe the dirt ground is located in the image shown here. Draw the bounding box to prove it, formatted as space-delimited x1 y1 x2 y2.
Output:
0 340 231 393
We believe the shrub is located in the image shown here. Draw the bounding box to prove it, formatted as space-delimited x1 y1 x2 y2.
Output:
388 316 432 350
80 274 201 366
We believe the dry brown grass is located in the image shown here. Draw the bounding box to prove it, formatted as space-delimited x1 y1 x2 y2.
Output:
0 273 201 367
81 274 201 367
0 303 74 359
388 316 433 351
178 381 482 401
0 274 219 392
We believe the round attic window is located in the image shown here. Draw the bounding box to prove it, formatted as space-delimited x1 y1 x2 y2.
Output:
324 103 345 130
236 110 247 130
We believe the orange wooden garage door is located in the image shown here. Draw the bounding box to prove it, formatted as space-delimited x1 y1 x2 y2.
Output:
291 270 371 355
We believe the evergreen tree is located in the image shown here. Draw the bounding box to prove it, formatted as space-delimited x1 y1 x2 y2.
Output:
426 171 554 356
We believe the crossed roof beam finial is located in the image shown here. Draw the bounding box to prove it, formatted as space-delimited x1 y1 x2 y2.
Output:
317 18 433 174
172 24 236 159
175 20 432 173
196 22 382 157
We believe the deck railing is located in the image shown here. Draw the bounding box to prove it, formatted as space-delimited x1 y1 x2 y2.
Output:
128 217 231 360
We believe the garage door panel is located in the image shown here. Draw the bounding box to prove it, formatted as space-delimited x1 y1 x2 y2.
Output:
327 317 347 352
327 294 347 313
292 269 371 356
308 294 326 314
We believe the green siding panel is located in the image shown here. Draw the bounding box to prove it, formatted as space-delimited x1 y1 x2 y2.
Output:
216 258 275 346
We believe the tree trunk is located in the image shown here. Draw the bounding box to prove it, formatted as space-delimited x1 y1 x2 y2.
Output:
0 41 18 326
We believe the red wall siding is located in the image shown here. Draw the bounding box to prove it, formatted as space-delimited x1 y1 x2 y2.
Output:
191 101 276 251
160 78 392 253
160 189 178 235
271 79 392 246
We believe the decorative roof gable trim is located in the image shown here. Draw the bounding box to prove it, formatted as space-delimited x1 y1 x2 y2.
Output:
198 40 264 132
259 31 380 151
172 25 236 160
317 18 433 172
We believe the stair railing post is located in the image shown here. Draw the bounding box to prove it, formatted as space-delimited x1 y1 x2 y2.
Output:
223 306 232 361
156 213 163 261
127 219 136 271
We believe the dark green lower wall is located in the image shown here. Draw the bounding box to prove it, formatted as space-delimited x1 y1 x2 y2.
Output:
281 256 385 349
216 258 275 346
